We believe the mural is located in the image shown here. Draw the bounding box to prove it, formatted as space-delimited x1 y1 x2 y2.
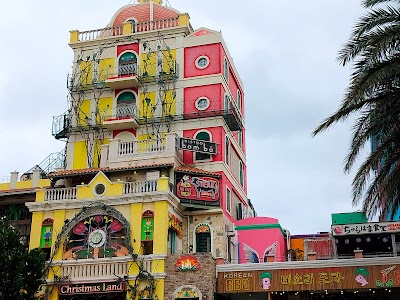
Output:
243 241 278 263
141 210 154 241
63 215 128 259
260 272 273 290
174 256 200 272
40 218 54 248
355 267 369 287
175 286 199 299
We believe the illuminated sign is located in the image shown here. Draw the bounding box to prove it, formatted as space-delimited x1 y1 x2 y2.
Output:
59 282 125 295
332 221 400 236
176 174 220 202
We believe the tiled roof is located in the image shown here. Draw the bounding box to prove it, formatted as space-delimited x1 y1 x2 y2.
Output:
48 163 174 178
0 187 43 196
175 166 220 177
112 3 179 27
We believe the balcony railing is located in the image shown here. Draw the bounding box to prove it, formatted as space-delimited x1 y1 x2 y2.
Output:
54 257 154 280
123 181 158 194
45 187 77 201
79 26 123 41
74 17 180 42
118 138 166 155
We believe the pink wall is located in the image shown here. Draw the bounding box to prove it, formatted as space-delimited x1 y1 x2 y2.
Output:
236 217 287 263
184 43 221 78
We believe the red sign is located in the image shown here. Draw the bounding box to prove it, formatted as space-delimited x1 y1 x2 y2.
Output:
175 255 200 272
176 175 219 201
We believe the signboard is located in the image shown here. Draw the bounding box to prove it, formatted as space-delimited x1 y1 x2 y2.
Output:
176 173 220 202
59 282 125 295
178 137 217 155
332 221 400 236
217 264 400 293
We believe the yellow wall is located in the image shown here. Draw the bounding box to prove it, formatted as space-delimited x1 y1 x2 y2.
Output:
73 141 87 169
0 178 50 191
80 61 93 86
78 99 91 125
153 201 168 254
76 172 123 199
99 58 114 81
161 89 176 117
139 91 156 118
29 211 44 249
97 97 112 121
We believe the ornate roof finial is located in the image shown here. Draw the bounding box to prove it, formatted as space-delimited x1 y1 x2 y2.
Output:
138 0 163 4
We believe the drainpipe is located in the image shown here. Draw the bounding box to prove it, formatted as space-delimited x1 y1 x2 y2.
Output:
283 228 291 261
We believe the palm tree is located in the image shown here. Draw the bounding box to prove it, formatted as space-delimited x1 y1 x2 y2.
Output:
313 0 400 220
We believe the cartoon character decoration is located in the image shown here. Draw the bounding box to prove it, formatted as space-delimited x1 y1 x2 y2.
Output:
40 218 53 248
376 265 396 288
141 210 154 241
179 175 192 197
63 215 127 260
176 174 220 201
355 268 369 286
260 272 273 290
243 241 278 263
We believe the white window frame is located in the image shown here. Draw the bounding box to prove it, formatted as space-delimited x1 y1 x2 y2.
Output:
226 187 232 214
223 57 229 82
193 130 213 163
225 135 230 166
195 55 210 69
195 97 210 111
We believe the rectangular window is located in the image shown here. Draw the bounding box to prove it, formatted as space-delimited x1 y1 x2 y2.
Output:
168 229 177 254
225 136 230 165
239 161 244 186
223 58 229 81
238 130 242 148
196 233 211 252
226 188 231 213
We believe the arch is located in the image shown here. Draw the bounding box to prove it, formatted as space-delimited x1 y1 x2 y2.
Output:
173 285 202 300
118 51 138 76
193 223 212 253
114 131 135 142
116 91 137 118
194 130 212 162
52 203 133 260
124 18 137 33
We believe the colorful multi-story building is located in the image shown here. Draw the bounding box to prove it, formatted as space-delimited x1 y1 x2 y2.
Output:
1 0 252 299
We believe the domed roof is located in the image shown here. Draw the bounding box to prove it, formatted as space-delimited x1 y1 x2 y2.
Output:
110 3 180 27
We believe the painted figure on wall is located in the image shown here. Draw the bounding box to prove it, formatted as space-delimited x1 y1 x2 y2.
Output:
40 218 54 248
354 268 369 286
260 272 272 290
141 210 154 241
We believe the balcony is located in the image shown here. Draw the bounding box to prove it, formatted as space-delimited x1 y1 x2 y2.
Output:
101 133 183 169
50 256 155 282
139 61 179 84
103 103 139 130
44 187 77 201
71 16 183 43
52 112 69 139
105 64 140 89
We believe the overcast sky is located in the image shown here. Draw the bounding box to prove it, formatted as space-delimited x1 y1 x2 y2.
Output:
0 0 367 234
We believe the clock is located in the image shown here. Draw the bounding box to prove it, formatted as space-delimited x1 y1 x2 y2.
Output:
88 229 106 248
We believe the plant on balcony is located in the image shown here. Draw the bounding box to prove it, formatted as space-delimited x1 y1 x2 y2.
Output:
0 218 46 299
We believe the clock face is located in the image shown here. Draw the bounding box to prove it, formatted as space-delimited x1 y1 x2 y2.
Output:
88 229 106 248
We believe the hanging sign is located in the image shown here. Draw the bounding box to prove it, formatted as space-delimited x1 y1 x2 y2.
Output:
178 137 217 155
332 221 400 236
176 174 220 201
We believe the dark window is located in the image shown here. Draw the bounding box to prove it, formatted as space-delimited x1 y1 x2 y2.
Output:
118 52 137 75
196 232 211 253
195 131 211 161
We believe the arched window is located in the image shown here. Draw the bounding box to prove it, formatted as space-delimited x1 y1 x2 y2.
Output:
116 91 136 118
194 131 211 161
141 210 154 255
126 19 136 33
195 224 211 253
118 52 137 76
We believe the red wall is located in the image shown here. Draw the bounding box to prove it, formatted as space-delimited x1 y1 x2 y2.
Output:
184 43 221 78
183 84 223 115
117 43 139 57
182 127 224 164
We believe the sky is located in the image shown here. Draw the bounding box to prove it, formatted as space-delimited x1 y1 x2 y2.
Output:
0 0 368 234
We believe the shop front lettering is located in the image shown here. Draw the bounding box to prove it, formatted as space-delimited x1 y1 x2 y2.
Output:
59 282 125 295
281 272 344 286
226 279 250 291
333 221 400 236
224 272 253 279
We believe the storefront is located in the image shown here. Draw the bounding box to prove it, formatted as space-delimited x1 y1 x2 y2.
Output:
216 261 400 300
